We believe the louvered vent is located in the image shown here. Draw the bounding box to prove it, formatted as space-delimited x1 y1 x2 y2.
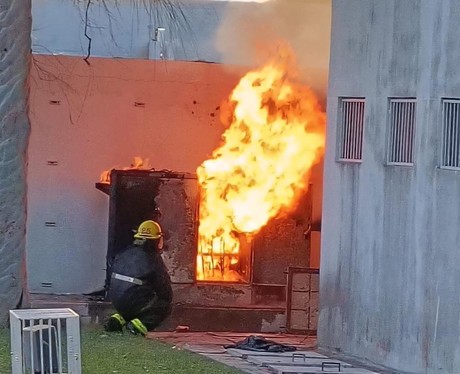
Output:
337 98 365 162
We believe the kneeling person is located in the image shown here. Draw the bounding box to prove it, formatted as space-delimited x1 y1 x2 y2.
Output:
105 220 173 336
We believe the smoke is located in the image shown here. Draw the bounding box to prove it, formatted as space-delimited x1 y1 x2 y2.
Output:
215 0 331 100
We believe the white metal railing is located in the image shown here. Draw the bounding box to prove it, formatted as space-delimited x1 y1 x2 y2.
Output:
10 308 81 374
441 99 460 169
337 98 365 162
387 98 417 165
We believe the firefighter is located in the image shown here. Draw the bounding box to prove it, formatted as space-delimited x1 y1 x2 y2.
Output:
104 220 173 336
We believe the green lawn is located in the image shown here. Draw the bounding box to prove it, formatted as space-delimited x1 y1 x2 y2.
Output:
0 326 242 373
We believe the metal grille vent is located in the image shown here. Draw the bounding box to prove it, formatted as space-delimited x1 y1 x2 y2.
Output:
10 308 81 374
388 99 416 165
337 98 365 162
441 99 460 169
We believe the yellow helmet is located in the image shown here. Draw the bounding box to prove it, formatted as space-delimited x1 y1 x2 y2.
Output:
133 220 163 240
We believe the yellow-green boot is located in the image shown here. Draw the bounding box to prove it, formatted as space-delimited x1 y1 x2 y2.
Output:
104 313 126 332
126 318 148 337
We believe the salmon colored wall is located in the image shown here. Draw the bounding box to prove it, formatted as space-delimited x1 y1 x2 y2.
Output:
26 55 323 293
30 56 244 172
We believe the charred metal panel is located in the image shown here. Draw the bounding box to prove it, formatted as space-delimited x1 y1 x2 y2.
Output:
107 170 160 264
105 170 160 293
103 170 197 291
252 188 312 285
156 178 198 284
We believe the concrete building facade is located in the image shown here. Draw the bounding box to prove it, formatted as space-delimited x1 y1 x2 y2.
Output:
320 1 460 373
26 0 330 295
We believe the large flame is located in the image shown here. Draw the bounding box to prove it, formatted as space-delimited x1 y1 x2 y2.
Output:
100 157 151 184
196 47 326 282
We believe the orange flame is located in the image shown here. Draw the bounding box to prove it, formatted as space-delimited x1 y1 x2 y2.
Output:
100 157 151 184
196 46 326 282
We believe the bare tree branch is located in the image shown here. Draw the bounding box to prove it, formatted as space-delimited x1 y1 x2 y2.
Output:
84 0 92 65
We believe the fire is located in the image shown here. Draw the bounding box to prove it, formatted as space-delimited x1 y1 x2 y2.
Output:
196 47 326 282
100 157 151 184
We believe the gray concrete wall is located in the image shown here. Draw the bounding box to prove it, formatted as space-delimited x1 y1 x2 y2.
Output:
31 0 225 62
320 1 460 373
0 0 32 326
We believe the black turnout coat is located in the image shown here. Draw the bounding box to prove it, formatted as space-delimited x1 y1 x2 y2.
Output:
108 241 172 320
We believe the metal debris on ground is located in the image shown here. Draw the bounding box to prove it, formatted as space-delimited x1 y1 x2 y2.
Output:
147 332 386 374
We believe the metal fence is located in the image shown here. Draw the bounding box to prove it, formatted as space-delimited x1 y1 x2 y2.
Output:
10 308 81 374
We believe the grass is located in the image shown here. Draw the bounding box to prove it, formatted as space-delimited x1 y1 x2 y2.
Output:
0 326 242 374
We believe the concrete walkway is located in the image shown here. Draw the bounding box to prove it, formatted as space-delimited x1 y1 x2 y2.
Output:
147 332 387 374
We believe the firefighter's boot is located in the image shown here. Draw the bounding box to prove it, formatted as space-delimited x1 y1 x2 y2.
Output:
104 313 126 332
126 318 148 337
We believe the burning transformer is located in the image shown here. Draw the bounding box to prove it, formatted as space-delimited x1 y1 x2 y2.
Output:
97 47 325 332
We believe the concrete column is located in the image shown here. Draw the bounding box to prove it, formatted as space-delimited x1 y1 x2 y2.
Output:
0 0 32 326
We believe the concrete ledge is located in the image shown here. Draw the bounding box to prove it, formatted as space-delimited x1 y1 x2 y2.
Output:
159 304 286 332
28 294 287 332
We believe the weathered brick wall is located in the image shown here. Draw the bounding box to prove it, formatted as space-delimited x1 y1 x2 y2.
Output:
0 0 31 326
